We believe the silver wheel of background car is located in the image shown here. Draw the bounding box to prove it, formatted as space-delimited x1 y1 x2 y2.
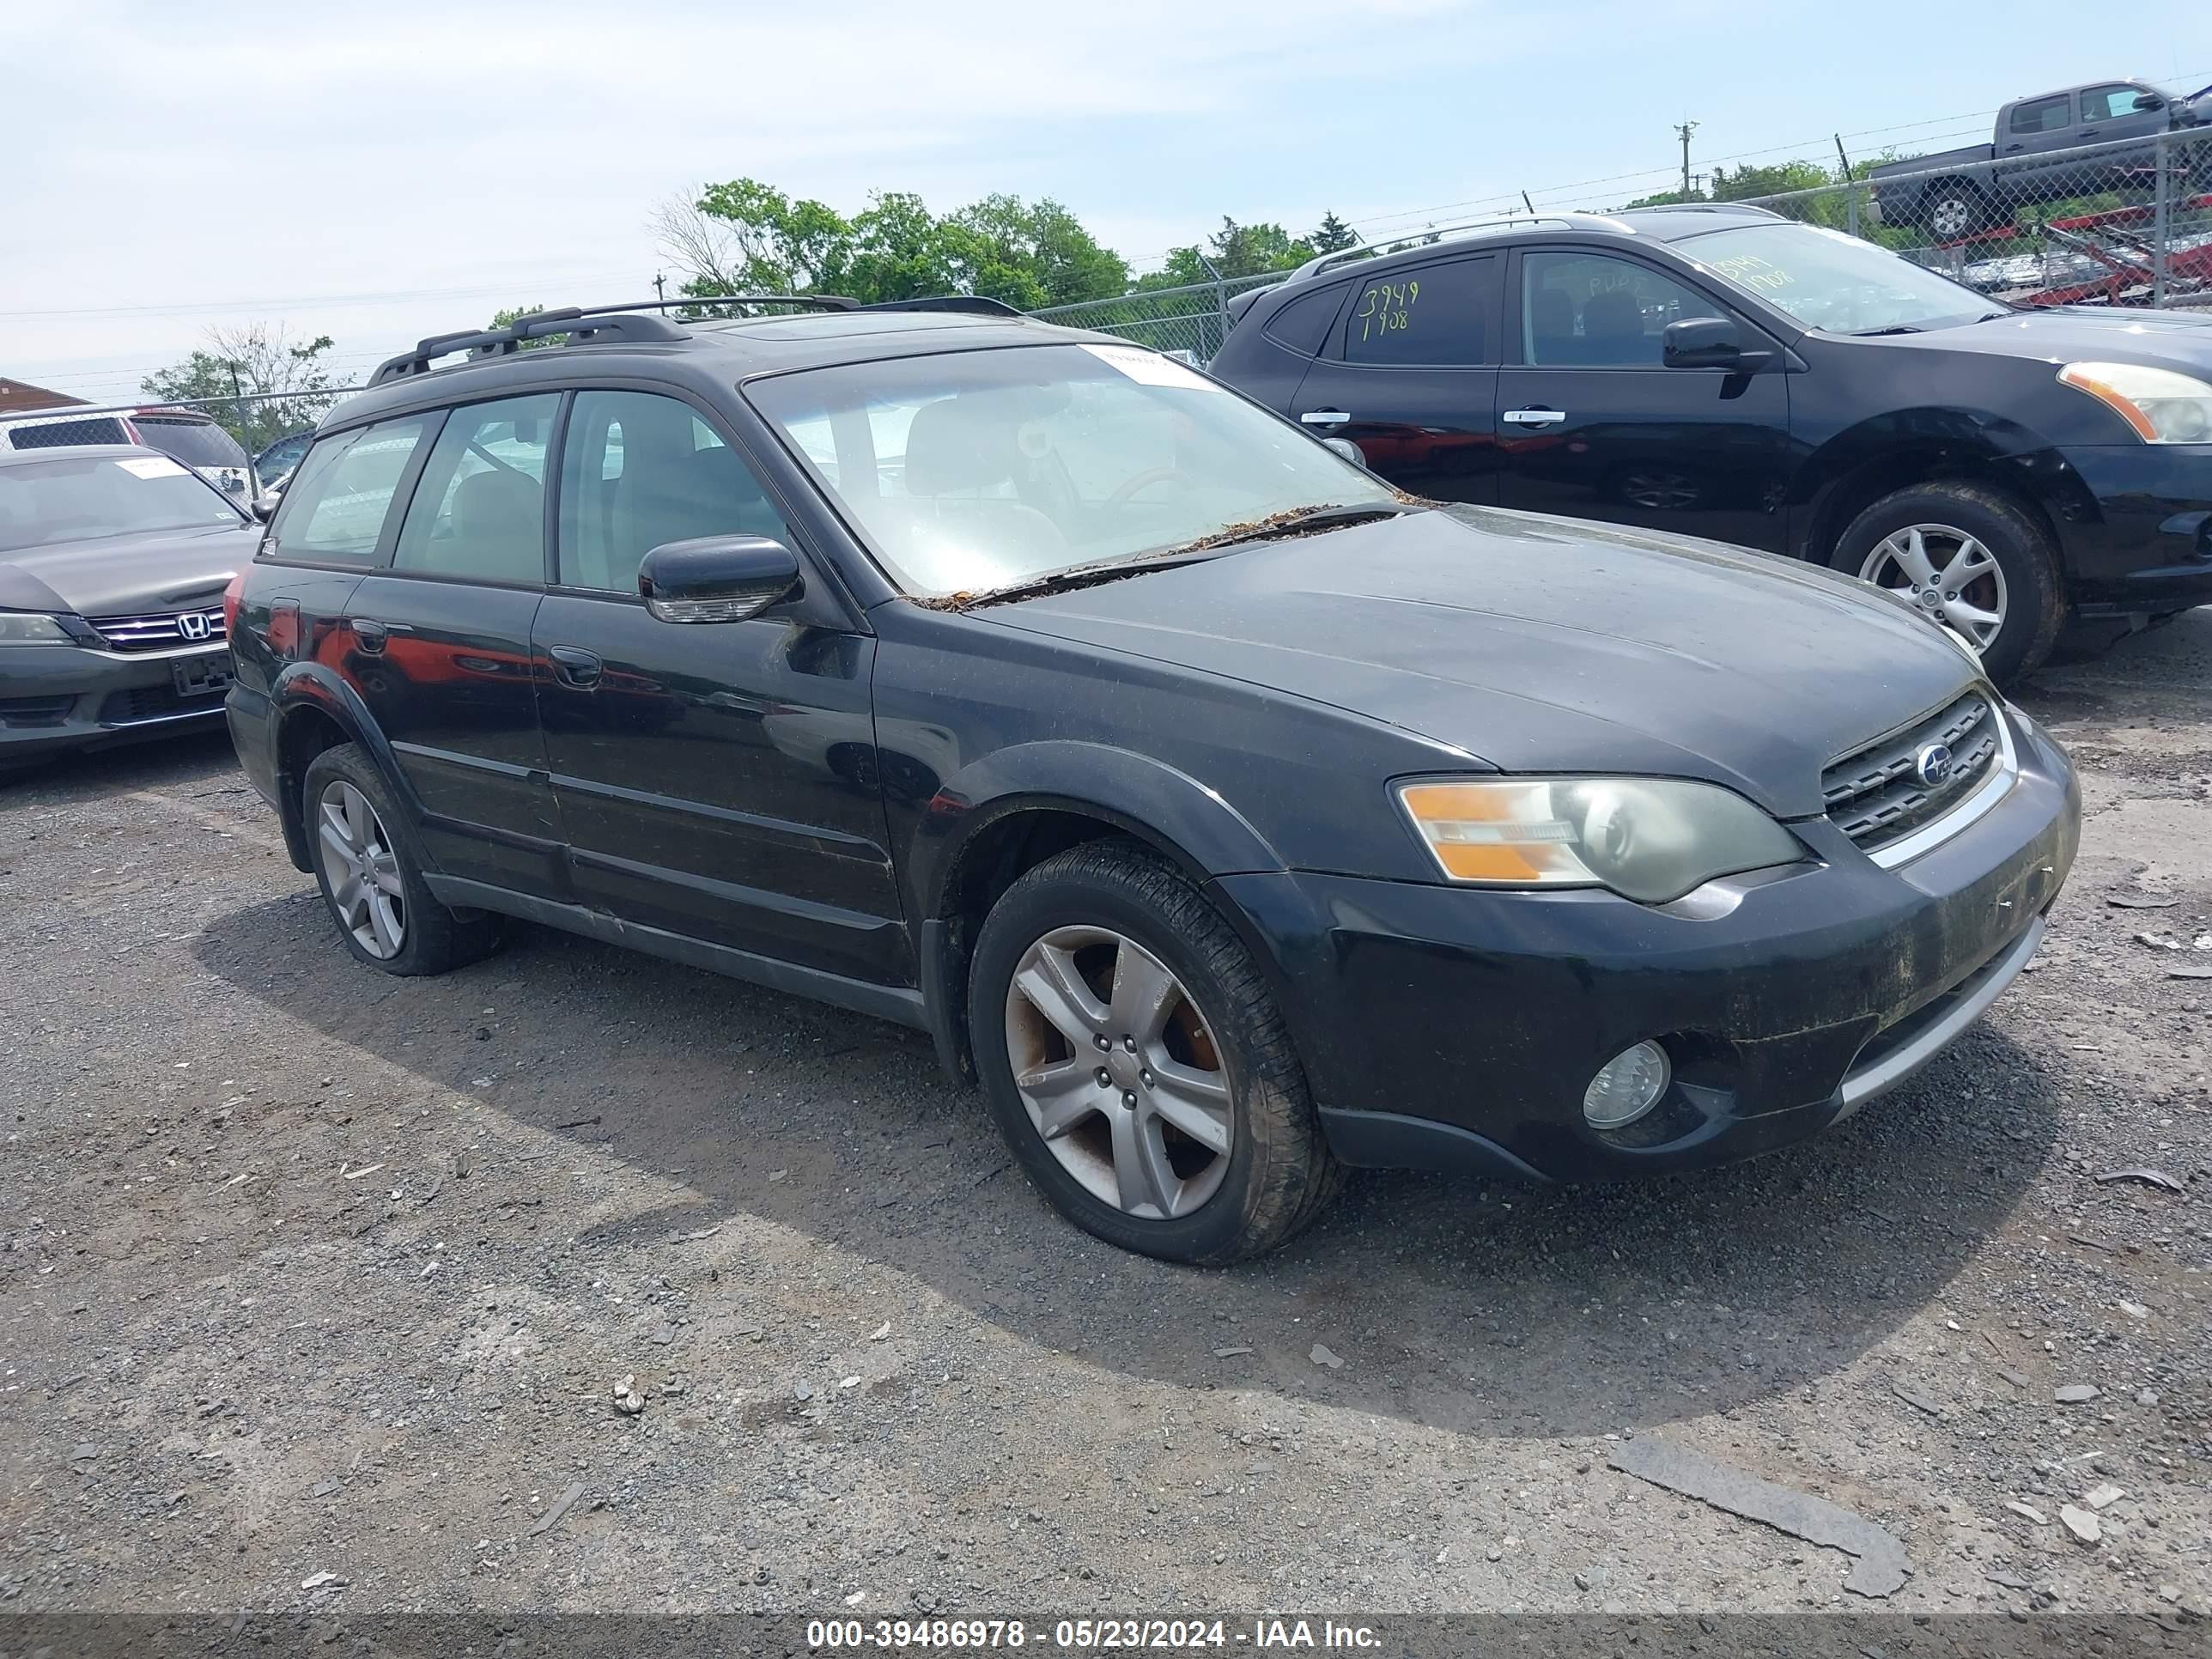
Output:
316 779 406 959
1002 925 1234 1221
1858 523 2009 653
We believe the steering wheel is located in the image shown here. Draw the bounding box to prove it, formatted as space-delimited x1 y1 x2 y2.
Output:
1102 466 1192 511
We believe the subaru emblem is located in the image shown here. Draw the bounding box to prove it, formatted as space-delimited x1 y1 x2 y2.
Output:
1913 742 1954 787
177 610 213 641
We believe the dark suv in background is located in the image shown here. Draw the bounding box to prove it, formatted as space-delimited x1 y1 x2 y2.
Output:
225 296 2075 1262
1208 204 2212 684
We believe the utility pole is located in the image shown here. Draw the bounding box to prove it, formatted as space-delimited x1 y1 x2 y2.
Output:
1674 120 1699 200
653 271 667 305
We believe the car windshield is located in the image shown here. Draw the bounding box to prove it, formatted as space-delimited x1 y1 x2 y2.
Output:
0 453 245 551
1681 223 2004 334
747 342 1398 598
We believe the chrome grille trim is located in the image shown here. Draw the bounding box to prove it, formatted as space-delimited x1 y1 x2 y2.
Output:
88 607 227 651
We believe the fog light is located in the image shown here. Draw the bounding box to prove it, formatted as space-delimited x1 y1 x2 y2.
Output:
1583 1041 1670 1130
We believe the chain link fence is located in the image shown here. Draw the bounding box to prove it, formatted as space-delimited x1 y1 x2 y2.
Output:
1030 125 2212 356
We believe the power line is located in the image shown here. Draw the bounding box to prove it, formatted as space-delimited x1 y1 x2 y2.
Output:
0 270 641 323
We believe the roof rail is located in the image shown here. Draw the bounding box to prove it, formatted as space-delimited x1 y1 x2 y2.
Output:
1623 201 1786 220
1287 210 1638 283
366 292 1026 387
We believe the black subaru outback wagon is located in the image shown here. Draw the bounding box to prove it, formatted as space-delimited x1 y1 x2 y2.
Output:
227 296 2078 1262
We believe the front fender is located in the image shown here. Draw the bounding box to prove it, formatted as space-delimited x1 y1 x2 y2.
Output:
907 739 1286 921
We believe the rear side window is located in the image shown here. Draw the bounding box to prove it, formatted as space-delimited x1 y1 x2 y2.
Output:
1263 282 1351 356
2008 95 2070 134
3 416 132 449
392 395 558 586
266 417 433 564
1340 256 1494 367
556 391 787 592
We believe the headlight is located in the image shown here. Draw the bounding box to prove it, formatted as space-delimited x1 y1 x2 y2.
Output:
0 611 70 644
2058 362 2212 444
1396 776 1804 904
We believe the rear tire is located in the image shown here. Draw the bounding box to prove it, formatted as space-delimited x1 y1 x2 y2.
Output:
301 744 502 976
968 839 1343 1264
1924 184 1993 240
1832 482 2065 687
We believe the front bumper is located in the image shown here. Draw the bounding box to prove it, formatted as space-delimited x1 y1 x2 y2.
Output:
0 639 232 760
1218 709 2079 1183
2051 443 2212 616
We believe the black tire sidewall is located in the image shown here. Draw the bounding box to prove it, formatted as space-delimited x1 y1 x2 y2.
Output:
301 744 452 975
968 851 1285 1264
1832 486 2063 686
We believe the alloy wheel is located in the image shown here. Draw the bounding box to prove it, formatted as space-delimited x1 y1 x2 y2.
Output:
1002 925 1234 1221
1929 196 1976 240
316 780 406 959
1859 523 2008 653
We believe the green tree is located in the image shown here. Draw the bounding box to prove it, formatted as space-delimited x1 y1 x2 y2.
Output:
655 180 1128 310
1137 216 1320 291
141 324 340 452
1309 211 1359 253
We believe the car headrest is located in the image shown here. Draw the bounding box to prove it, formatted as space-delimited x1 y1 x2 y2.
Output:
902 397 1019 498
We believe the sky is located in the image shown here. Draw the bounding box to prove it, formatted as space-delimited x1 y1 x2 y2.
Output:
4 2 2209 406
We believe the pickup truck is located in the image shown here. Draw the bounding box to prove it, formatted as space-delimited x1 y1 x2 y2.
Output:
1872 78 2210 240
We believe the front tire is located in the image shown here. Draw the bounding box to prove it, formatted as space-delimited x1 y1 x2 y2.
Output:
1832 482 2065 687
967 840 1342 1264
302 744 502 975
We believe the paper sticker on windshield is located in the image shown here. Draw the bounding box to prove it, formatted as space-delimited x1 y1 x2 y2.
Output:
1079 343 1224 392
114 456 188 479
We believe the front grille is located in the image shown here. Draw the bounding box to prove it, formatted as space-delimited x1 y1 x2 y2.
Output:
3 416 131 448
88 607 227 652
0 695 76 728
1822 691 2001 853
97 684 226 726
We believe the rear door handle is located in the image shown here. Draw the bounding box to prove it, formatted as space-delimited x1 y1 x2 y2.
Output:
1299 410 1351 427
1502 408 1568 427
548 644 603 690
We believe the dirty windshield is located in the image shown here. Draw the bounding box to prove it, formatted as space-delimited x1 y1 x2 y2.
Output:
748 342 1397 598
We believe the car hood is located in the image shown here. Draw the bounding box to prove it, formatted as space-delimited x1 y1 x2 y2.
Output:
983 507 1978 819
0 520 253 618
1881 303 2212 371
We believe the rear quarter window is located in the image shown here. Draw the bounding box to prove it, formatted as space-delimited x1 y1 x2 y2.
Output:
265 416 435 565
1262 282 1352 356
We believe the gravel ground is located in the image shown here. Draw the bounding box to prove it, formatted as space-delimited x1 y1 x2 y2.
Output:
2 616 2208 1629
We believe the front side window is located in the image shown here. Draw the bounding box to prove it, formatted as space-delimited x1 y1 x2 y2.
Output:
1521 252 1711 367
557 391 788 592
2009 95 2071 135
749 342 1395 599
392 395 557 585
2079 84 2150 123
265 417 431 563
1684 222 2002 334
1340 257 1493 366
0 453 244 552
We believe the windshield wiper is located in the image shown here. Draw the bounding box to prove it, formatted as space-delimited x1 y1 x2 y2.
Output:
919 503 1410 611
1848 324 1925 336
1198 501 1408 548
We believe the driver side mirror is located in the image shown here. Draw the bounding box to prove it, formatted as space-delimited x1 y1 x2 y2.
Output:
639 535 801 623
1663 316 1746 369
2132 92 2165 112
250 493 282 522
1321 437 1364 466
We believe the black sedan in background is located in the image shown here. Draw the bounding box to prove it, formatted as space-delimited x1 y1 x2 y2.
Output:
0 445 258 769
1210 204 2212 685
228 302 2079 1262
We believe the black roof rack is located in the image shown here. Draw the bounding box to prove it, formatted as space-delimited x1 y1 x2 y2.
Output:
367 292 1027 387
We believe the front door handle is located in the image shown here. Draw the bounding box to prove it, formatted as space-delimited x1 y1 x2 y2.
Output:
548 644 603 690
1299 410 1351 427
351 617 389 654
1502 408 1568 428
